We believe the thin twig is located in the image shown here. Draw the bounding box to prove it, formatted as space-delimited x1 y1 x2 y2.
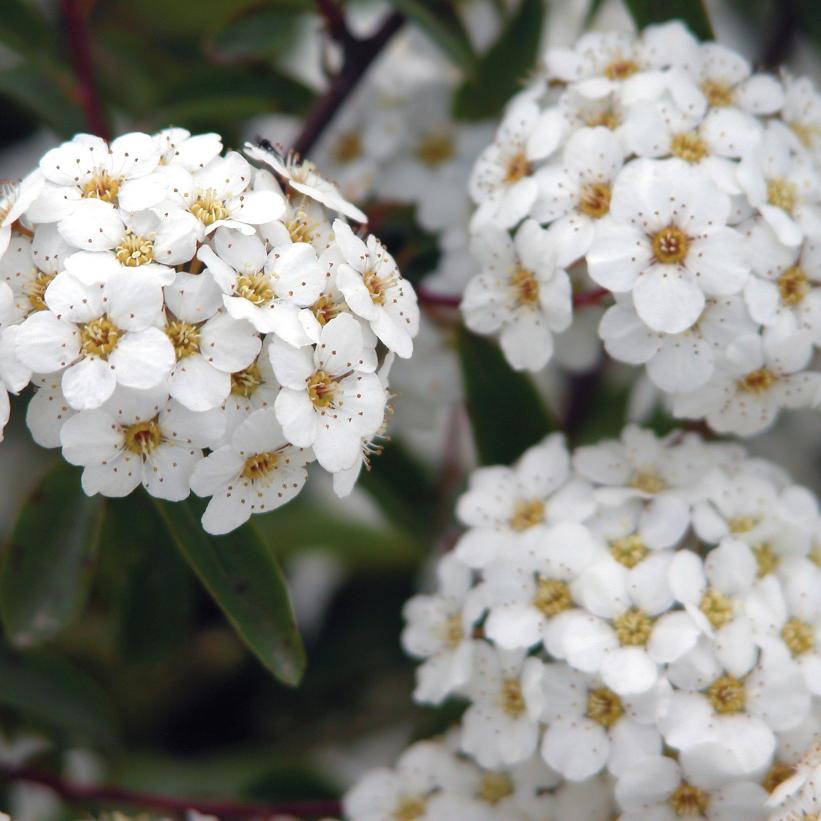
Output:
60 0 109 139
292 11 404 158
0 763 341 820
314 0 355 49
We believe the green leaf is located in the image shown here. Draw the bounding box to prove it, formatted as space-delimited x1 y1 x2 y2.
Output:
453 0 544 120
154 500 305 686
623 0 714 40
106 495 194 664
388 0 476 76
458 327 554 466
0 64 86 136
205 6 307 62
0 645 118 748
0 462 104 647
0 0 59 66
358 439 439 542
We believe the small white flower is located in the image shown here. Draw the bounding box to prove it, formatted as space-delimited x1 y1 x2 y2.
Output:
333 219 420 358
199 227 323 344
271 312 385 472
15 270 174 410
0 323 31 441
0 171 45 257
587 157 748 334
190 406 311 535
153 127 223 170
460 643 545 769
60 385 224 500
244 141 367 223
25 374 75 449
462 219 572 371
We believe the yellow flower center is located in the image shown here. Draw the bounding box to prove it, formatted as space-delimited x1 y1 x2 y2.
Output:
753 542 779 577
477 773 514 804
332 131 363 164
604 58 639 80
652 225 690 265
533 577 572 617
510 499 545 531
165 320 201 360
82 170 121 203
782 618 815 656
790 121 821 149
231 364 263 398
669 782 710 816
510 267 540 308
364 269 395 305
737 368 777 395
416 132 454 168
700 588 734 630
610 535 648 568
307 370 337 409
441 614 464 649
79 315 122 359
811 545 821 567
123 418 162 456
236 272 273 306
702 79 734 107
767 178 797 214
500 678 526 717
504 151 530 183
728 515 758 534
707 674 746 714
312 293 342 326
115 232 154 267
286 210 318 244
584 109 621 130
778 265 810 306
671 131 709 164
240 451 279 481
25 271 55 312
579 182 612 218
191 188 229 225
630 469 666 494
763 760 795 794
614 608 653 646
393 796 426 821
586 687 624 729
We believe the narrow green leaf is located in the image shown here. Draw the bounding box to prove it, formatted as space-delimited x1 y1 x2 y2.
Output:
453 0 544 121
0 0 59 66
623 0 714 40
458 327 554 465
205 7 306 61
0 64 86 136
154 500 306 686
358 439 439 542
0 645 118 749
0 462 104 647
388 0 476 76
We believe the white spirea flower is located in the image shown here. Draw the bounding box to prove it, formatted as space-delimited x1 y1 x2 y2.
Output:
345 426 821 820
461 21 821 435
0 129 417 534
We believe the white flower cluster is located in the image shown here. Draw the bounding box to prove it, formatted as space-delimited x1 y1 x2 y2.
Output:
346 425 821 819
462 21 821 436
0 130 418 534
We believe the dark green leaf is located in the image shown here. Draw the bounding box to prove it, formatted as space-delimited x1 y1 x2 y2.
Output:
0 645 118 748
106 495 194 664
0 462 104 647
0 64 86 136
0 0 59 66
453 0 544 120
458 327 554 465
624 0 714 40
388 0 476 76
359 439 438 542
154 500 305 686
205 6 306 62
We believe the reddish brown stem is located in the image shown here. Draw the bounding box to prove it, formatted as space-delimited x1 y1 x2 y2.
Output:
314 0 355 48
0 763 340 820
60 0 110 140
416 287 460 309
292 11 404 158
572 287 610 308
